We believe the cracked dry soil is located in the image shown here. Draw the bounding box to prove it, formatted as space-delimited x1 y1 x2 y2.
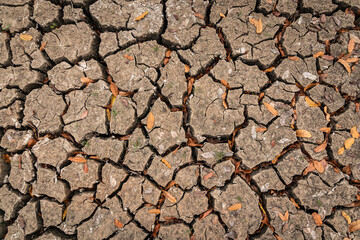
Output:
1 0 360 239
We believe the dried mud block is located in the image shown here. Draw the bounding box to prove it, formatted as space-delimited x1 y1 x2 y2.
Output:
40 199 63 227
142 179 161 205
0 5 31 33
157 223 190 240
252 168 285 192
33 0 61 29
177 187 208 223
0 129 32 152
175 165 199 190
0 185 26 221
17 200 41 235
0 65 44 92
200 160 234 189
9 151 35 194
193 213 226 239
118 176 143 212
96 163 127 201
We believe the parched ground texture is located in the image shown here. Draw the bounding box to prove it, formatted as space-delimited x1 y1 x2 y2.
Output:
1 0 360 239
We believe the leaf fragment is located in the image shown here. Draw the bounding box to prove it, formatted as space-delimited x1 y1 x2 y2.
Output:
220 13 226 18
349 219 360 233
303 163 315 175
185 65 190 73
278 211 289 222
147 209 161 214
256 127 267 132
80 77 95 84
161 158 172 168
305 96 321 107
296 129 312 138
62 207 68 220
163 190 177 203
109 82 119 97
220 79 231 89
134 11 148 21
319 127 331 133
123 54 134 61
199 208 213 220
338 147 345 155
346 57 359 63
313 51 324 58
344 138 355 149
228 203 242 211
314 140 327 153
350 126 359 139
257 18 263 33
203 172 215 181
193 12 204 19
314 160 325 173
19 34 33 41
114 219 124 228
288 56 300 61
263 102 278 116
68 156 87 163
39 41 47 51
338 59 351 74
83 162 89 173
342 211 352 224
348 38 355 53
312 212 323 226
264 66 275 72
147 112 155 130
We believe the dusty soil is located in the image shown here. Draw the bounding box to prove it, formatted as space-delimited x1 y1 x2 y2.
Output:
1 0 360 239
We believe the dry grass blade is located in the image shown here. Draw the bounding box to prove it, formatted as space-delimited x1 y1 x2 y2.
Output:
344 138 355 149
68 156 87 163
263 102 278 116
228 203 242 211
349 220 360 233
296 129 311 138
19 34 33 41
342 211 352 224
147 112 155 130
147 209 161 214
62 207 68 220
161 158 172 168
338 59 351 74
163 190 177 203
312 212 322 226
350 126 359 139
134 11 148 21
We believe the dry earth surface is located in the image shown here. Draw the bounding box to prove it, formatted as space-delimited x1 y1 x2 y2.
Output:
1 0 360 239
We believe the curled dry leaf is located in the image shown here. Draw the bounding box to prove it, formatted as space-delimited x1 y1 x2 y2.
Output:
163 190 177 203
147 209 161 214
222 92 228 109
184 65 190 73
220 13 226 18
134 10 148 21
256 127 267 132
147 112 155 130
350 126 359 139
342 211 352 224
349 219 360 233
305 96 321 107
19 34 33 41
228 203 242 211
80 77 95 84
161 158 172 168
319 127 331 133
278 211 289 222
312 212 323 226
263 102 278 116
344 138 355 149
313 160 325 173
220 79 231 89
165 49 172 58
123 54 134 61
313 51 324 58
27 138 37 148
338 147 345 155
296 129 311 138
68 156 87 163
40 41 47 51
114 219 124 228
322 55 335 61
109 82 119 97
338 59 351 74
348 38 355 53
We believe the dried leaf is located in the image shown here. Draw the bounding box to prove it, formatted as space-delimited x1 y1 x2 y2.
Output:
185 65 190 73
147 209 161 214
134 11 148 21
83 162 89 173
338 59 351 74
249 18 258 26
106 109 111 121
346 57 359 63
114 219 124 228
220 79 231 89
163 190 177 203
147 112 155 130
80 77 95 84
222 92 228 109
348 38 355 53
288 56 300 61
312 212 323 226
152 223 161 237
193 12 204 19
220 13 226 18
264 66 275 72
313 51 324 58
109 82 118 97
305 96 321 107
187 137 203 147
303 162 315 175
296 129 312 138
256 127 267 132
68 156 87 163
39 41 47 51
351 126 359 139
344 138 355 149
80 110 88 119
356 102 360 113
322 55 335 61
19 34 33 41
257 18 263 34
165 49 172 58
62 207 68 220
203 172 215 181
258 92 265 102
263 102 278 116
228 203 242 211
161 158 172 168
342 211 352 224
278 211 289 222
319 127 331 133
338 147 345 155
27 138 37 148
314 160 325 173
123 54 134 61
199 208 213 220
349 219 360 233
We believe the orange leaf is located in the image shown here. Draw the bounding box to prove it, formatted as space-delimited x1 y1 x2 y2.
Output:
263 102 278 116
114 219 124 228
147 112 155 130
278 211 289 222
319 127 331 133
314 160 325 173
19 34 33 41
222 92 228 109
256 127 267 132
338 147 345 155
342 211 352 224
163 57 170 66
288 56 300 61
109 82 119 97
161 158 172 168
199 208 213 220
163 190 177 203
312 212 322 226
193 12 204 19
106 109 111 121
349 219 360 233
165 49 172 58
338 59 351 74
344 138 355 149
83 162 89 173
249 18 258 26
123 54 134 61
27 138 37 148
228 203 242 211
257 18 263 34
303 162 315 175
350 126 359 139
134 11 148 21
314 140 327 153
147 209 161 214
346 57 359 63
264 66 275 72
313 51 324 58
40 41 47 51
305 96 320 107
80 77 95 84
220 13 226 18
185 65 190 73
68 156 87 163
348 38 355 53
203 172 215 181
220 79 231 89
296 129 311 138
80 110 88 119
62 206 68 220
